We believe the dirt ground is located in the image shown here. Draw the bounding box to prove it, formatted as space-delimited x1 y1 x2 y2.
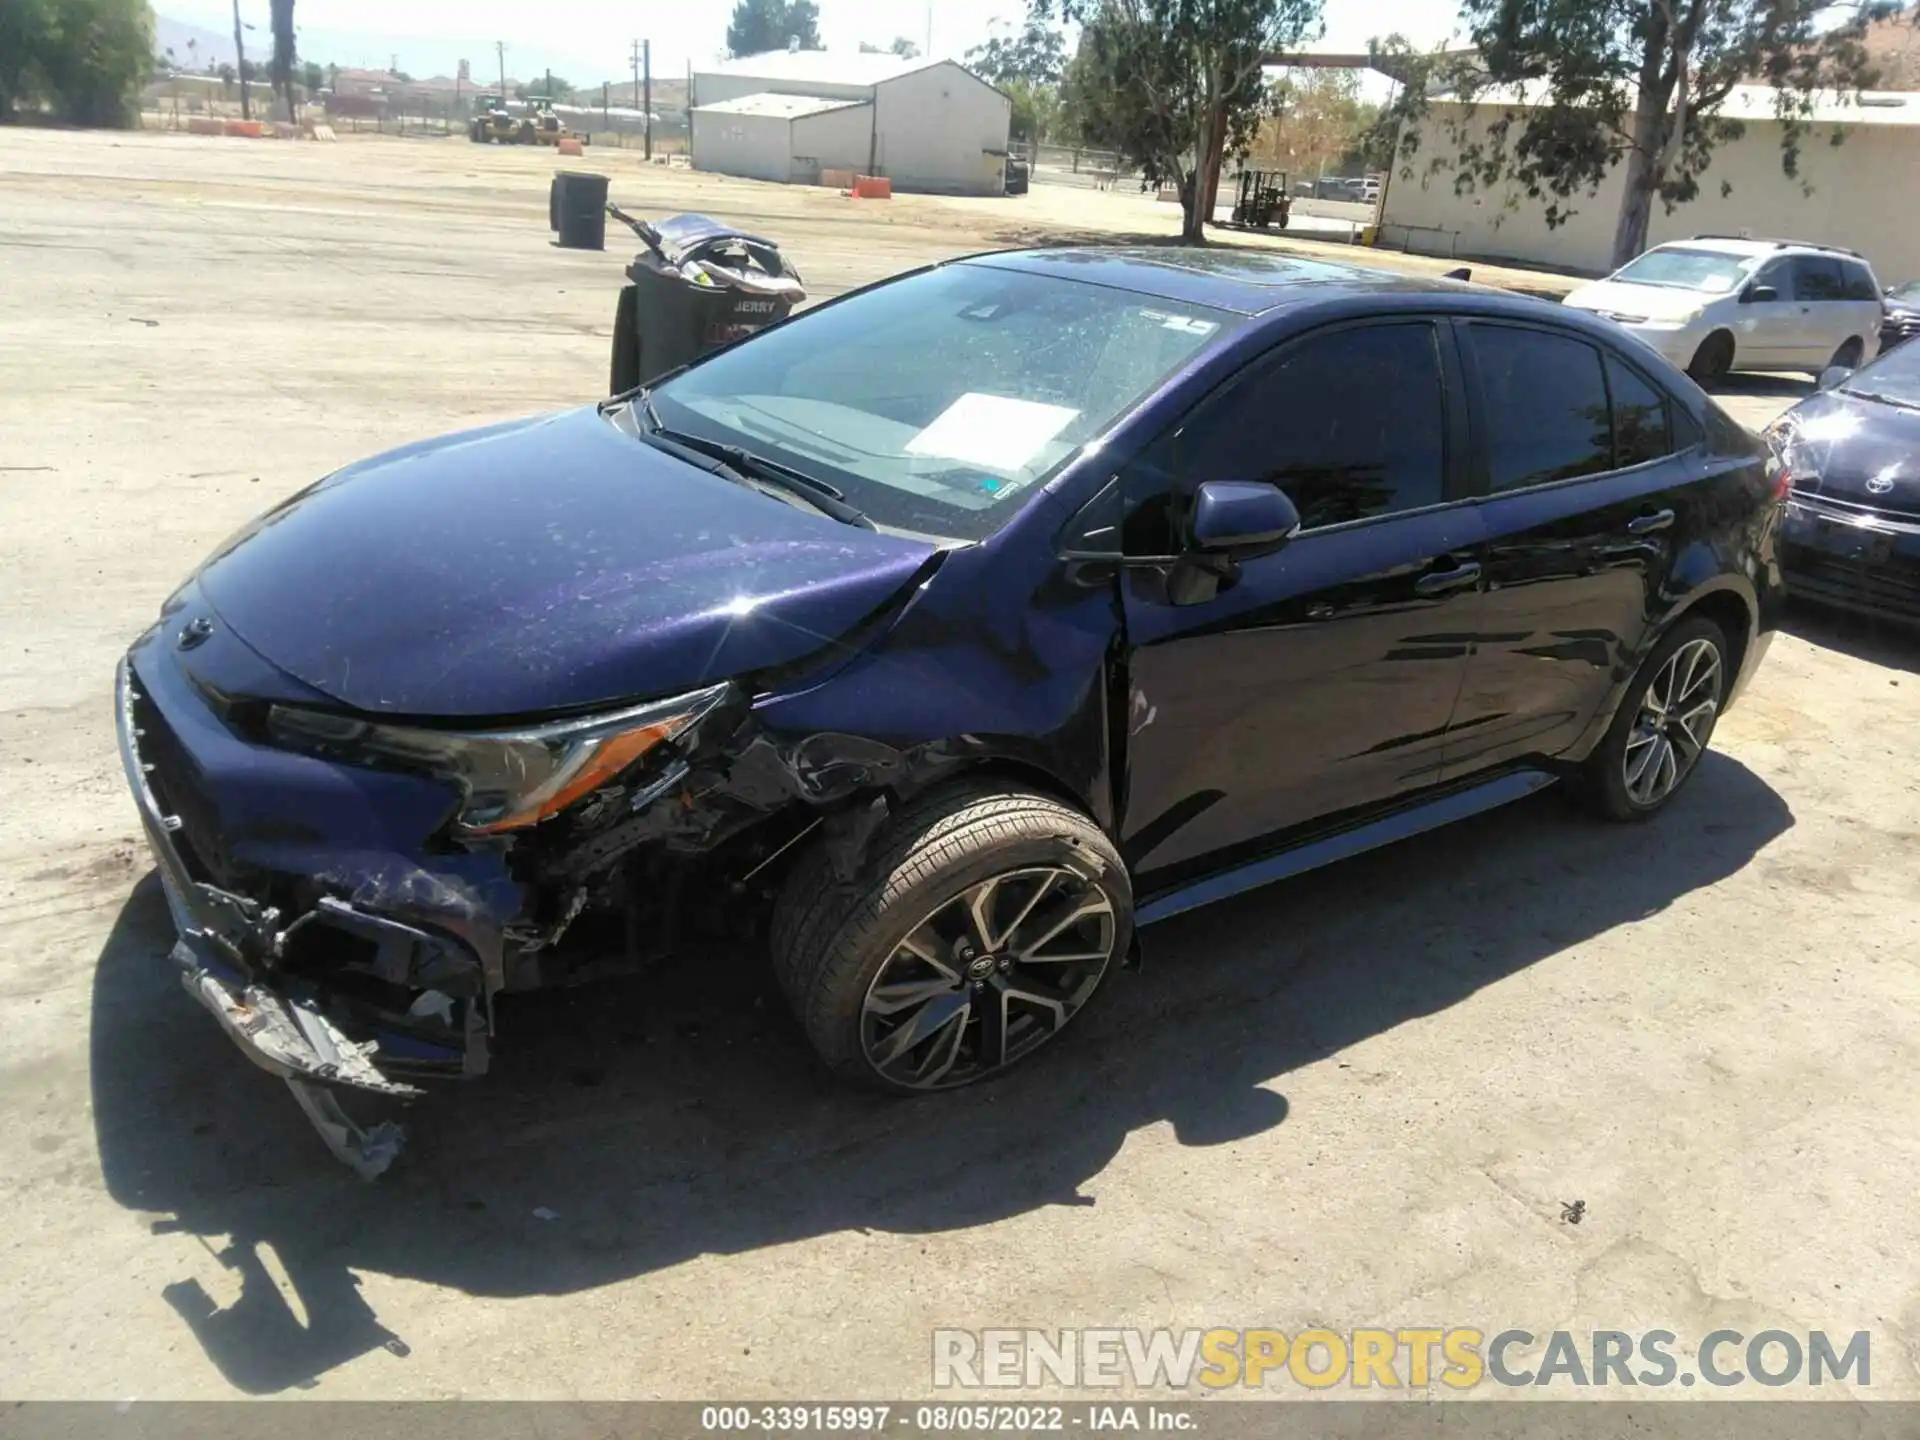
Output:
1 129 1916 1403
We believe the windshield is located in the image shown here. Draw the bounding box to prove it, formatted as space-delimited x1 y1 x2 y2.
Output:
647 263 1237 541
1611 247 1755 294
1840 335 1920 408
1891 281 1920 302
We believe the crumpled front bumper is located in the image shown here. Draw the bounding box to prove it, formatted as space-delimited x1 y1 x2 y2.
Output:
116 657 434 1178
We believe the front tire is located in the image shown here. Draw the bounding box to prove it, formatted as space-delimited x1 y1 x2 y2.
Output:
1576 616 1730 822
771 785 1132 1093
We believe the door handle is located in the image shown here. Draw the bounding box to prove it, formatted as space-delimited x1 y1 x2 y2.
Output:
1413 560 1482 597
1626 508 1675 536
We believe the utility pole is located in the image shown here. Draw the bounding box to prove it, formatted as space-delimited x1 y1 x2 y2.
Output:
231 0 250 120
496 41 507 100
631 39 653 159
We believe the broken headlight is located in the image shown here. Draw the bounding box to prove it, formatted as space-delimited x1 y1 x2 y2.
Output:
266 682 733 835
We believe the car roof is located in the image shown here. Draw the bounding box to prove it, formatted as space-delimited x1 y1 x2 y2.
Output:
959 246 1482 317
1643 236 1870 264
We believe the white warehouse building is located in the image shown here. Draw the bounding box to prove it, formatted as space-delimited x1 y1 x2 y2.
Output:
689 49 1013 195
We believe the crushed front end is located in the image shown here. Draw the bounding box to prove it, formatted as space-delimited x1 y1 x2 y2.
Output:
114 589 881 1177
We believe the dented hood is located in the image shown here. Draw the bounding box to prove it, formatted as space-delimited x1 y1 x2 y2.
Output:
1777 388 1920 514
195 407 937 717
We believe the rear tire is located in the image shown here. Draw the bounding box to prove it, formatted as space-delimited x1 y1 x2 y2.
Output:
1687 331 1735 386
1574 616 1730 822
770 784 1132 1093
1826 337 1865 373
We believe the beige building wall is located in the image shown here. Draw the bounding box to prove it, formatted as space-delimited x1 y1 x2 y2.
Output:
789 103 879 180
872 63 1012 195
1381 101 1920 284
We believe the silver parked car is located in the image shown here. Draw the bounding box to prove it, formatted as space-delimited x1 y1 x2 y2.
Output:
1562 236 1884 385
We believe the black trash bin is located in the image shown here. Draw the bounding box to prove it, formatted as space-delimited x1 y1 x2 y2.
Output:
555 172 609 251
606 209 805 393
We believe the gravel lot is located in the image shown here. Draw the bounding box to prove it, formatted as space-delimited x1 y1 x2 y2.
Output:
1 129 1916 1402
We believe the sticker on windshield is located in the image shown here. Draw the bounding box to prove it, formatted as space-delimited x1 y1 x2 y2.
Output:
1699 274 1737 292
1141 309 1219 335
905 393 1080 472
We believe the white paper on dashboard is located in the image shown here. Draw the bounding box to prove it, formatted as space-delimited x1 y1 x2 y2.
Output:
904 393 1080 472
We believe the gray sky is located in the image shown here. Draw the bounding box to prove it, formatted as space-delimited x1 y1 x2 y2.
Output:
158 0 1461 85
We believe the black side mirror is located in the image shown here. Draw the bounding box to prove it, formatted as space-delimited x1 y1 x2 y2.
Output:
1192 480 1301 553
1817 364 1853 392
1743 284 1780 304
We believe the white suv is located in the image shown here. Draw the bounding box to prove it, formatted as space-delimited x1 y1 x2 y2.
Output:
1562 237 1883 385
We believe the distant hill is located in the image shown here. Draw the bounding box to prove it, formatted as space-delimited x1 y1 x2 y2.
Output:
1865 4 1920 90
153 11 612 88
154 15 237 70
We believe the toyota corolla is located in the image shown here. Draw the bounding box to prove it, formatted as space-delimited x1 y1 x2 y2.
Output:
117 249 1785 1173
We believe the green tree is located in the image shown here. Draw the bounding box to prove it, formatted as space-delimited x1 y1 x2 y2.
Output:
967 15 1068 85
269 0 295 120
1004 77 1061 141
1374 0 1900 269
1252 68 1365 176
859 37 921 57
300 59 322 93
726 0 822 56
516 74 576 102
1 0 153 124
1044 0 1323 242
0 0 52 118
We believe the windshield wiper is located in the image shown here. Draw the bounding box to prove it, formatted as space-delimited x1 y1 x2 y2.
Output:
633 394 874 529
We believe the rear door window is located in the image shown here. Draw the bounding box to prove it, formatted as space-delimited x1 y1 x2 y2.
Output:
1840 262 1881 302
1467 324 1614 491
1606 356 1675 468
1792 256 1847 302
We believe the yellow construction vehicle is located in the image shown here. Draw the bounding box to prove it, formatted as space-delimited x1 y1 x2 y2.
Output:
467 97 520 144
521 102 588 147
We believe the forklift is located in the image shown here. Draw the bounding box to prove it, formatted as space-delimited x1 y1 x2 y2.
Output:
1227 169 1291 230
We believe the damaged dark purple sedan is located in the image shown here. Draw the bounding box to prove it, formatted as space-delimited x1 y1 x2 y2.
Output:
119 248 1784 1174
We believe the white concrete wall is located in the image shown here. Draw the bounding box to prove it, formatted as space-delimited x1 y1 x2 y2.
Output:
873 62 1011 195
789 104 876 181
1381 101 1920 283
692 71 871 108
689 109 794 184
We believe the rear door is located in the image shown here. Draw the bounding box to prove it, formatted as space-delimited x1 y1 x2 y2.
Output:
1838 259 1885 360
1790 255 1854 366
1444 320 1704 777
1117 319 1482 883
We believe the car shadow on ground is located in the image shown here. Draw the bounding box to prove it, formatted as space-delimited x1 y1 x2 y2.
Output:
91 754 1792 1393
1785 602 1920 675
1709 373 1816 401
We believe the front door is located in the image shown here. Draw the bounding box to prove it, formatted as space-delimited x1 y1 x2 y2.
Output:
1735 256 1803 367
1445 320 1701 775
1117 319 1483 887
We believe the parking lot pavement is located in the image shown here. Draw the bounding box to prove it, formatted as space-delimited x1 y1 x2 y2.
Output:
1711 373 1816 432
2 129 1917 1401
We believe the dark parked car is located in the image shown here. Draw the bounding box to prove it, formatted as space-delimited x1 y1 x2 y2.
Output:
1769 335 1920 626
1882 280 1920 352
118 249 1785 1173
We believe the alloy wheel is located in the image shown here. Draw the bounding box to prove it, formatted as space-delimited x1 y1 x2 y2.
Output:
1622 637 1723 808
860 866 1117 1090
